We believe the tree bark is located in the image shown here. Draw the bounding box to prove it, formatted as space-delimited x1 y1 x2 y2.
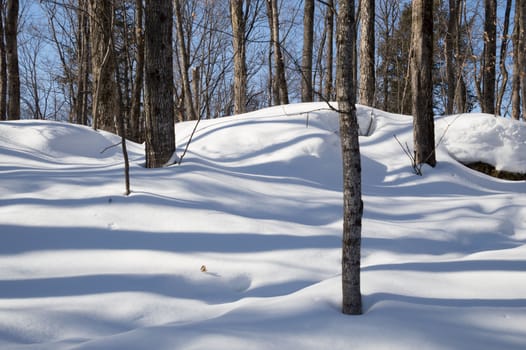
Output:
411 0 436 167
337 0 362 316
0 2 7 120
482 0 496 114
358 0 375 107
511 0 521 120
230 0 248 114
301 0 314 102
144 0 175 168
5 0 19 120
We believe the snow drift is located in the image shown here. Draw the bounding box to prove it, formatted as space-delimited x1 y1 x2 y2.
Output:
0 103 525 350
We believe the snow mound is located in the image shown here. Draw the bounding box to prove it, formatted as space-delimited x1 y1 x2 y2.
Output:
438 113 526 173
0 103 525 350
0 120 142 166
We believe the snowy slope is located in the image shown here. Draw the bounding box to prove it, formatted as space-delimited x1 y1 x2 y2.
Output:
0 103 525 350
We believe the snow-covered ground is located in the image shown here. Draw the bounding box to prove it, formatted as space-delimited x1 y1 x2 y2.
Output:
0 103 525 350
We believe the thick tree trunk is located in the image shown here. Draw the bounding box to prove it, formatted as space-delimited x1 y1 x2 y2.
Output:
512 0 521 120
0 4 7 121
5 0 19 120
230 0 248 114
358 0 375 107
89 0 118 133
144 0 175 168
411 0 436 167
301 0 314 102
482 0 496 114
337 0 362 316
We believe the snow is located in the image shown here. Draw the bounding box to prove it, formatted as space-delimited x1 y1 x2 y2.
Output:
0 103 525 350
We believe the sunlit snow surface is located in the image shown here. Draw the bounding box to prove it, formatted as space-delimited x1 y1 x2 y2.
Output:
0 103 525 350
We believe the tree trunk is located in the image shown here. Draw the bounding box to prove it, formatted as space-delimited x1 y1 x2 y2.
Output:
5 0 19 120
324 0 334 101
482 0 496 114
445 0 458 115
89 0 118 133
144 0 175 168
411 0 436 167
337 0 362 316
174 0 197 121
519 0 526 119
358 0 375 107
511 0 521 120
230 0 248 114
454 0 467 113
266 0 288 105
0 3 7 120
130 0 144 142
75 0 89 125
301 0 314 102
496 0 512 116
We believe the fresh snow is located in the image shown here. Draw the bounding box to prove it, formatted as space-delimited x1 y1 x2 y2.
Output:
0 103 525 350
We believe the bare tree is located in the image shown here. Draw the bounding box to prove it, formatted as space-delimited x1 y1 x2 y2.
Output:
89 0 118 133
495 0 512 116
174 0 197 121
130 0 144 141
230 0 248 114
266 0 288 105
358 0 375 106
0 1 7 120
481 0 496 114
337 0 362 316
144 0 175 168
324 0 334 101
411 0 436 167
6 0 19 120
301 0 314 102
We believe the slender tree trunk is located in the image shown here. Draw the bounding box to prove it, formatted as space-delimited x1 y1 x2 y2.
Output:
445 0 458 115
337 0 362 316
454 0 467 113
324 0 334 101
75 0 89 125
130 0 144 142
144 0 175 168
0 2 7 121
266 0 288 105
496 0 512 116
301 0 314 102
482 0 496 114
5 0 19 120
411 0 436 167
174 0 197 121
89 0 118 133
358 0 375 107
512 0 521 120
230 0 248 114
519 0 526 119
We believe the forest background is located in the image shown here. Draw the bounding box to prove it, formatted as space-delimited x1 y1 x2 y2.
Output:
1 0 524 139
